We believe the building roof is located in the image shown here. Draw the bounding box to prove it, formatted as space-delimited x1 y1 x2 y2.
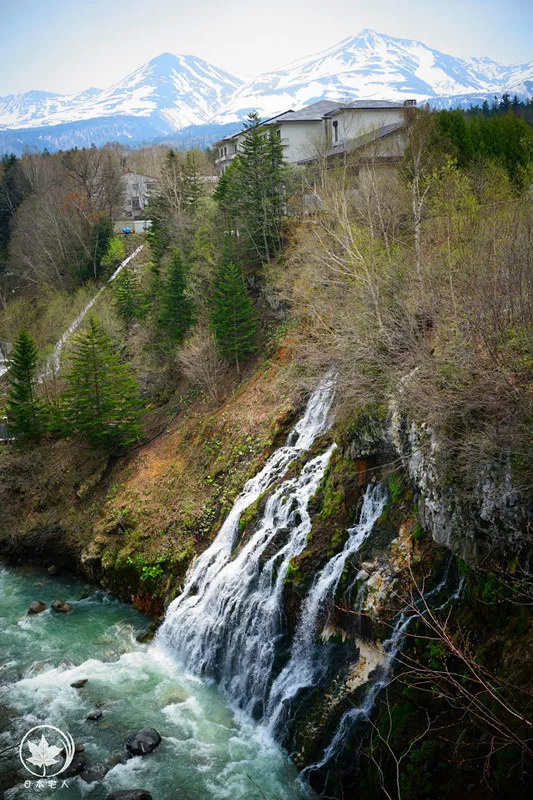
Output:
271 100 341 123
324 100 405 117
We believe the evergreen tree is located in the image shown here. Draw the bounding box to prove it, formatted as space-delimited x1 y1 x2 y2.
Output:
101 235 126 275
65 316 142 448
158 249 194 344
85 213 114 281
113 265 146 330
211 259 256 371
6 329 42 442
217 111 288 266
183 151 204 215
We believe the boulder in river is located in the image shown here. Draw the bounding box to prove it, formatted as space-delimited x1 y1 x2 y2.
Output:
80 763 108 783
135 629 154 643
27 600 47 615
125 727 161 756
51 599 73 613
63 752 89 777
107 792 152 800
71 678 88 688
86 711 103 722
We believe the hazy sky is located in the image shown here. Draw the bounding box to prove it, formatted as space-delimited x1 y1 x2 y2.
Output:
3 0 532 95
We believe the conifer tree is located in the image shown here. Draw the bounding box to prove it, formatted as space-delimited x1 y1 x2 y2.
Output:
216 112 288 265
6 329 42 442
113 265 146 330
211 259 256 372
183 151 204 215
158 249 194 344
65 316 142 448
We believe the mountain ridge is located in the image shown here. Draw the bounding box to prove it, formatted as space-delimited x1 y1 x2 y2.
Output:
1 29 531 153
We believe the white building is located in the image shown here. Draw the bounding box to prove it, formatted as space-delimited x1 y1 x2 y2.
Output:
213 99 416 173
121 170 157 219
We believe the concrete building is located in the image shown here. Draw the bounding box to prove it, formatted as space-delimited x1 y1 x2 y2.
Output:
213 99 416 173
121 170 157 219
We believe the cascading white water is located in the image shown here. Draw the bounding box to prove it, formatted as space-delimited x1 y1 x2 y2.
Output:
303 562 463 780
266 483 388 737
158 379 336 715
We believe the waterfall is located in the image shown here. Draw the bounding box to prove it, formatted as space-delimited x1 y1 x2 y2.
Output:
303 562 463 783
158 379 336 716
266 483 388 737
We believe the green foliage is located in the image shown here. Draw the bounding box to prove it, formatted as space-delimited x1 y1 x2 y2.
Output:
215 112 289 265
157 249 194 344
6 328 42 442
113 265 146 330
387 473 404 503
101 236 126 274
0 154 28 272
211 258 257 370
183 151 204 215
64 316 142 448
436 109 533 185
86 214 114 281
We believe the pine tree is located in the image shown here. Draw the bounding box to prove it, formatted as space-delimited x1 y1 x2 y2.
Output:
183 151 204 215
217 112 288 265
6 329 42 442
101 236 126 276
158 249 194 344
65 316 142 448
113 265 146 330
211 259 256 372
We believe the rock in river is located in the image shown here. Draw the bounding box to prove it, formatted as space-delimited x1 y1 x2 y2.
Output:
51 599 73 613
125 727 161 756
107 792 152 800
71 678 88 688
27 601 47 615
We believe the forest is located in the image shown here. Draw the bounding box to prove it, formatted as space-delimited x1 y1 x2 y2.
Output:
0 103 533 799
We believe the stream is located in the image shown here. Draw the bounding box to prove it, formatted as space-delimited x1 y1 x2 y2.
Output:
0 566 308 799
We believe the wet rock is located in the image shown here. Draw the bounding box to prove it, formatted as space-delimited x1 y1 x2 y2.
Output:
63 752 89 777
51 599 73 614
47 565 58 575
135 629 154 643
71 679 88 689
86 711 103 722
125 727 161 756
107 791 152 800
80 763 108 783
27 601 47 615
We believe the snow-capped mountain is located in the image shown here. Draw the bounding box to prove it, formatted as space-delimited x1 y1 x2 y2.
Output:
214 29 533 122
0 88 102 130
0 53 243 132
0 30 531 154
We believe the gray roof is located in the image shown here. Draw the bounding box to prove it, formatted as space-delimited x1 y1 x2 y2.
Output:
324 100 404 116
272 100 341 123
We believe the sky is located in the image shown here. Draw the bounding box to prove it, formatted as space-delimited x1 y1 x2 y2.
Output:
2 0 532 96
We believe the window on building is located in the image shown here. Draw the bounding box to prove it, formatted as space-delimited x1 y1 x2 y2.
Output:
277 129 281 140
333 120 339 143
132 197 140 210
132 183 139 191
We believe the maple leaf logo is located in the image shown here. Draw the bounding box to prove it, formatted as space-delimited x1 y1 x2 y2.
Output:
26 734 62 776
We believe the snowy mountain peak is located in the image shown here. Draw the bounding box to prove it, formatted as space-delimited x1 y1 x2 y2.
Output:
0 30 530 153
214 30 533 124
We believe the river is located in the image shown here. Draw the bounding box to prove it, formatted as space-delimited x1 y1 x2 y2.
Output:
0 565 308 799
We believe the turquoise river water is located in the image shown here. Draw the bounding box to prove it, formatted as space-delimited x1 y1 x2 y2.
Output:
0 565 309 799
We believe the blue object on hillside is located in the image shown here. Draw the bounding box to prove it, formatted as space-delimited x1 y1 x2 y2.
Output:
122 227 132 234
